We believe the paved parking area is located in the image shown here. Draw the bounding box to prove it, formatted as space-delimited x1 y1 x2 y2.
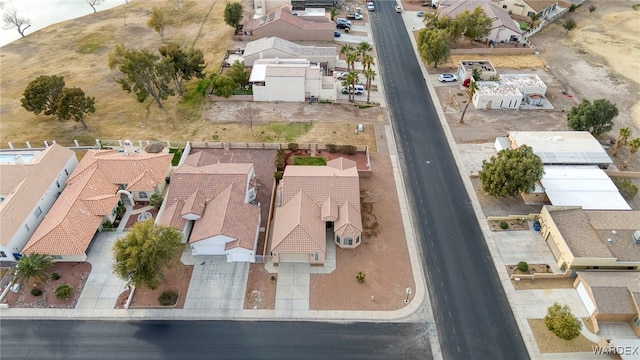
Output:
184 256 249 312
493 229 560 272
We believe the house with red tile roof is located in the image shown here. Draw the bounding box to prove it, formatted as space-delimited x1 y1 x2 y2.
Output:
271 157 362 265
0 144 78 261
21 149 172 261
242 5 334 42
157 152 261 262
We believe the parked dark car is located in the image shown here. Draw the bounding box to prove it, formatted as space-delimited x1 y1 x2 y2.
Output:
336 22 351 30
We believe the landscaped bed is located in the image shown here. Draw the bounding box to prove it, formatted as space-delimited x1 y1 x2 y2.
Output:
527 319 596 353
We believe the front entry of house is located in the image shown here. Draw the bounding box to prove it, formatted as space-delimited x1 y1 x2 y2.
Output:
279 253 309 263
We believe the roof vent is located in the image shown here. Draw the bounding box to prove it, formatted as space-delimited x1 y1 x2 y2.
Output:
607 238 613 244
633 230 640 245
123 140 135 155
611 230 617 235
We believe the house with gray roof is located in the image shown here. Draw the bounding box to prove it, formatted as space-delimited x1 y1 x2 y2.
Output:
574 271 640 337
270 157 362 265
157 152 261 262
438 0 524 43
242 5 334 42
242 37 336 69
538 205 640 271
0 144 78 261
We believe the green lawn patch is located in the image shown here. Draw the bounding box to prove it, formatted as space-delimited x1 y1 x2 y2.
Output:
233 87 253 95
293 157 326 166
257 122 313 143
168 148 183 166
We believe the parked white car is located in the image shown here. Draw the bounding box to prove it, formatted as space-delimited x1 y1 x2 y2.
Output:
367 2 375 11
439 73 458 82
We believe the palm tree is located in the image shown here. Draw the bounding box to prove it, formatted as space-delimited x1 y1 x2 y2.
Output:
528 13 540 28
612 127 632 156
361 53 374 72
13 253 54 285
329 7 341 21
344 71 359 102
364 68 376 103
460 80 478 124
345 51 358 73
339 44 355 60
357 41 373 61
623 138 640 169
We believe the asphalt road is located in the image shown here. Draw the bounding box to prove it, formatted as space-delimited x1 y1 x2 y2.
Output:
0 320 430 360
368 3 530 359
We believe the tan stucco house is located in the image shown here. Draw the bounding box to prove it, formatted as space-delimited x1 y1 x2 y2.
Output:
270 157 362 265
242 5 334 42
158 152 261 263
0 144 78 261
242 36 337 69
22 149 172 261
538 205 640 271
574 271 640 337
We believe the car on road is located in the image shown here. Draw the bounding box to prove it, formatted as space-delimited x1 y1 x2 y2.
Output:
439 73 458 82
341 84 365 95
417 11 425 17
395 5 402 12
336 22 352 30
334 31 341 37
367 2 375 11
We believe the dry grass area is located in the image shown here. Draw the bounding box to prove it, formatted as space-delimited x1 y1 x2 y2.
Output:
528 319 596 353
243 263 277 310
511 278 574 290
0 0 234 146
445 54 545 69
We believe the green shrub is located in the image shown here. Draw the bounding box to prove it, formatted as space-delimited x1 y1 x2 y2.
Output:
293 157 327 166
54 283 74 300
326 144 338 153
517 261 529 272
612 177 638 200
149 193 164 209
545 303 582 340
274 171 283 181
356 271 366 283
340 144 357 155
31 288 43 296
500 221 509 229
158 290 179 306
168 148 183 166
51 272 61 280
287 143 299 152
275 150 286 171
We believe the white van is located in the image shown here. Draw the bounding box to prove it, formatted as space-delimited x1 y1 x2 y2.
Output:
341 84 365 95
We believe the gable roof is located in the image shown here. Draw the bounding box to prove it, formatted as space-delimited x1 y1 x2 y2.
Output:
158 152 258 251
271 190 326 253
334 201 363 237
243 5 334 32
22 150 171 256
438 0 522 35
0 144 76 247
243 37 336 59
523 0 558 12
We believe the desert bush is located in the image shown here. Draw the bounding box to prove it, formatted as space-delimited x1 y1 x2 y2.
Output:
54 283 74 300
356 271 366 283
545 303 582 340
51 272 61 280
31 288 43 296
274 171 283 181
287 143 299 151
500 221 509 229
341 145 357 155
517 261 529 272
612 177 638 200
158 290 179 306
326 144 338 153
149 193 164 209
275 150 286 171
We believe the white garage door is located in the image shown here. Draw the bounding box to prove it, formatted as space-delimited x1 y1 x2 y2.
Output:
192 244 225 256
576 282 596 315
228 252 252 262
279 253 309 263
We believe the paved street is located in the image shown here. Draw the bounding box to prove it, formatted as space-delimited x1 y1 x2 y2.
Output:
369 1 529 358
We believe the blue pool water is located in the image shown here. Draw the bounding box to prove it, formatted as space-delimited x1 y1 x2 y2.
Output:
0 153 35 164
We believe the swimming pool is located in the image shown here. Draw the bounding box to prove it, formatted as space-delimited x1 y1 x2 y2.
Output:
0 153 36 164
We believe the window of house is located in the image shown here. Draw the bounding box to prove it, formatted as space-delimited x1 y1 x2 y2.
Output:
65 169 68 176
634 315 640 328
25 224 30 232
356 236 360 244
336 235 341 244
314 253 319 261
138 192 148 199
56 180 60 188
344 238 353 246
527 11 534 17
502 4 507 8
0 251 6 257
34 206 43 219
52 255 63 260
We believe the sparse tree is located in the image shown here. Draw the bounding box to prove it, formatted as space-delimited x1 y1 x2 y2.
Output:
364 68 376 104
345 51 358 73
210 74 236 98
224 2 243 32
612 127 632 156
159 43 206 96
479 145 545 198
563 18 577 34
545 303 582 340
344 71 359 102
21 75 66 118
2 7 31 37
624 138 640 169
227 60 249 89
455 6 492 43
423 12 461 40
339 43 355 62
13 253 54 286
460 80 478 124
361 53 374 72
108 44 175 108
149 193 164 209
417 28 451 68
588 5 596 15
87 0 101 13
112 220 183 290
147 7 170 42
329 6 340 21
57 87 96 130
567 98 618 137
238 106 258 136
528 12 540 27
612 177 638 200
357 41 373 62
